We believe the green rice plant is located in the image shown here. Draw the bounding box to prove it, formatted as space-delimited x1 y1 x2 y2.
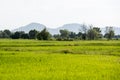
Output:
0 39 120 80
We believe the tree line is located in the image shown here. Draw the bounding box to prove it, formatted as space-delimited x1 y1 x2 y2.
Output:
0 24 119 40
54 25 116 40
0 28 50 40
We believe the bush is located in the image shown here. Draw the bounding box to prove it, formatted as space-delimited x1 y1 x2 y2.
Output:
61 49 73 54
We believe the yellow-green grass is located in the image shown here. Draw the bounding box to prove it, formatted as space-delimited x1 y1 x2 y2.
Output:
0 39 120 80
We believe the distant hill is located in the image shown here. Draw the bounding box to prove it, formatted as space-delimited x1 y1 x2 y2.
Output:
114 27 120 35
12 23 46 33
101 27 120 35
12 22 120 35
48 23 82 34
12 23 82 35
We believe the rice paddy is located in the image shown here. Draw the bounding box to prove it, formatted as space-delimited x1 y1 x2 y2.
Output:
0 39 120 80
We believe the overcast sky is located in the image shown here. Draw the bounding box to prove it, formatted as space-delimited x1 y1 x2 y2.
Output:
0 0 120 30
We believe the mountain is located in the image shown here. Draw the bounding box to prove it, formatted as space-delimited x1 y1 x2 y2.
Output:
48 23 82 34
13 23 46 33
101 27 120 35
113 27 120 35
12 23 82 35
12 22 120 35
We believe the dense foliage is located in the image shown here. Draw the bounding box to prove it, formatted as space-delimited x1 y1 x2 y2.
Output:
0 25 119 40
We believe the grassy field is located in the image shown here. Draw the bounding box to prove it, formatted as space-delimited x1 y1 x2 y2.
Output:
0 39 120 80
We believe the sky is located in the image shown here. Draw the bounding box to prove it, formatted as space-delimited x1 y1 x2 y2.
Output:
0 0 120 30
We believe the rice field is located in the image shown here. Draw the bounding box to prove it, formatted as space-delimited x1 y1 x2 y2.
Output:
0 39 120 80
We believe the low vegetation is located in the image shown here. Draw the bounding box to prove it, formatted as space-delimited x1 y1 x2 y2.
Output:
0 39 120 80
0 24 119 40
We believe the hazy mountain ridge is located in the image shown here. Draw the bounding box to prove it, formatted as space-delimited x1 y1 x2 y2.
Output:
13 23 46 33
12 23 120 35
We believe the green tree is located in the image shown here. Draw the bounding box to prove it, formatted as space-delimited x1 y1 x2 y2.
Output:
60 29 70 40
104 27 115 40
11 32 20 39
77 32 82 39
87 25 101 40
80 24 88 40
0 31 2 38
0 31 9 38
4 29 11 38
87 29 97 40
29 29 38 39
37 28 51 40
11 31 25 39
53 34 61 40
69 32 76 39
93 27 102 39
21 33 29 39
